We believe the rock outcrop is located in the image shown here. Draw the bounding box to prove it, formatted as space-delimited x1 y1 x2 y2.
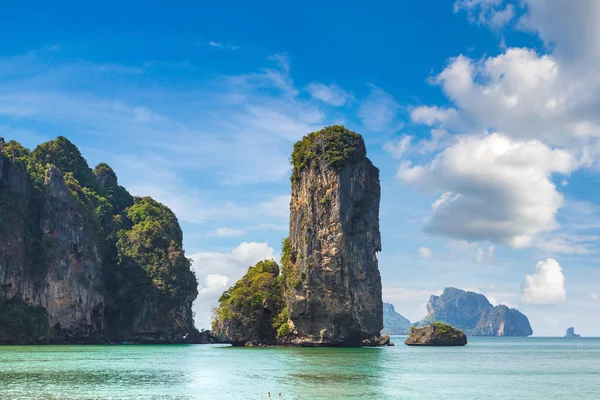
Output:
0 137 198 344
382 302 412 335
564 327 581 338
405 323 467 346
284 126 384 346
213 126 386 346
419 287 533 336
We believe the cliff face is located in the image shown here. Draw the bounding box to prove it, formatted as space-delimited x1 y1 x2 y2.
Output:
212 126 386 347
420 287 533 336
382 303 412 335
284 126 383 346
0 137 198 344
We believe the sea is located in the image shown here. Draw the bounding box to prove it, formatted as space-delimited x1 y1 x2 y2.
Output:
0 337 598 399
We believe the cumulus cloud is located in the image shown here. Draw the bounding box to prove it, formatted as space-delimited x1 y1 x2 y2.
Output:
258 195 290 218
398 133 576 248
191 242 276 328
208 227 245 238
306 82 352 106
358 84 401 132
520 258 566 305
454 0 515 28
383 135 412 159
410 106 457 126
418 247 433 259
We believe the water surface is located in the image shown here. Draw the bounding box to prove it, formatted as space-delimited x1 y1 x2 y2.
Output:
1 337 599 399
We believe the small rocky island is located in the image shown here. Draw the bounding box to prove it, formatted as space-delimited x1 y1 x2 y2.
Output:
405 323 467 346
0 137 201 344
564 327 581 338
418 287 533 336
212 126 389 347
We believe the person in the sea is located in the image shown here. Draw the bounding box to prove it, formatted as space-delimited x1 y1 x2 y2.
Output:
267 392 270 398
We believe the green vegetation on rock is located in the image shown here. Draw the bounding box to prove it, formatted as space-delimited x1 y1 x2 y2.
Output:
116 197 197 302
0 136 198 343
0 297 50 344
212 260 286 345
291 125 366 181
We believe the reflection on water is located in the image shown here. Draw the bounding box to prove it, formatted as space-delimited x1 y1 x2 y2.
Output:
0 338 599 400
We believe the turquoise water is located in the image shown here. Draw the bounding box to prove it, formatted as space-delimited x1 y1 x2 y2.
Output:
1 337 599 399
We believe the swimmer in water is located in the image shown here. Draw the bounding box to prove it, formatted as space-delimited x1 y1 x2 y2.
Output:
267 392 270 398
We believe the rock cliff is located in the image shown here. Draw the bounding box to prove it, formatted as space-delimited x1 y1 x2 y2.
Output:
382 302 412 335
0 137 198 343
419 287 532 336
213 126 386 346
284 126 384 346
405 323 467 346
564 327 581 338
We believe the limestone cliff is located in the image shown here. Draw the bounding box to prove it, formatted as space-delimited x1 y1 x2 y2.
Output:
284 126 384 346
212 126 386 347
382 303 412 335
0 137 198 343
419 287 533 336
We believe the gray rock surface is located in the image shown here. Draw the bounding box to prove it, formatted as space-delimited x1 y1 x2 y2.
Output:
382 302 412 335
285 126 384 346
405 323 467 346
564 327 581 338
419 287 533 336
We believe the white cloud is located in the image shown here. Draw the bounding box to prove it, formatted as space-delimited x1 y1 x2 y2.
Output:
259 195 290 218
358 84 401 132
410 106 457 126
487 244 495 258
418 247 433 259
208 227 245 238
535 234 599 255
398 133 576 248
589 293 599 301
191 242 276 329
474 248 485 262
518 0 600 64
520 258 566 305
208 41 240 50
454 0 515 28
306 82 352 106
383 135 412 159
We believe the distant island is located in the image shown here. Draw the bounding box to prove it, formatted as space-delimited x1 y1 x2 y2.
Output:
417 287 533 336
0 137 202 344
564 327 581 338
382 302 412 335
212 126 389 347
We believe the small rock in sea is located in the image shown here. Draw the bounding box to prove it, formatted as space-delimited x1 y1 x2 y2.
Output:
405 323 467 346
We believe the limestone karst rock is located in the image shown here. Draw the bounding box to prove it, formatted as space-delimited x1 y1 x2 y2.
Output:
0 137 198 343
564 327 581 338
382 302 412 335
405 323 467 346
213 126 387 346
418 287 533 336
283 126 384 346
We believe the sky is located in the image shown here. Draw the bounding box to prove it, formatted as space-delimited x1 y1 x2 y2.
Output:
1 0 599 336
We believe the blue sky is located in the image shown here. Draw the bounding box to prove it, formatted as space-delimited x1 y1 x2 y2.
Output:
2 0 599 335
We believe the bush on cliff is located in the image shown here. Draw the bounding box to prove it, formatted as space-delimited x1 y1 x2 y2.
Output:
291 125 366 181
212 260 286 344
0 297 50 344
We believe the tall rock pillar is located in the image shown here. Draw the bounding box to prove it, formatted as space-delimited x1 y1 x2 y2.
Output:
284 126 384 346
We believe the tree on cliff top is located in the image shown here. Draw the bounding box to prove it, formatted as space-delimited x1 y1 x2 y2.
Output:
291 125 366 181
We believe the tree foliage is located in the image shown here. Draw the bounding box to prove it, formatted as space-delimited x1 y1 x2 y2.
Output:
213 260 286 343
291 125 366 181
